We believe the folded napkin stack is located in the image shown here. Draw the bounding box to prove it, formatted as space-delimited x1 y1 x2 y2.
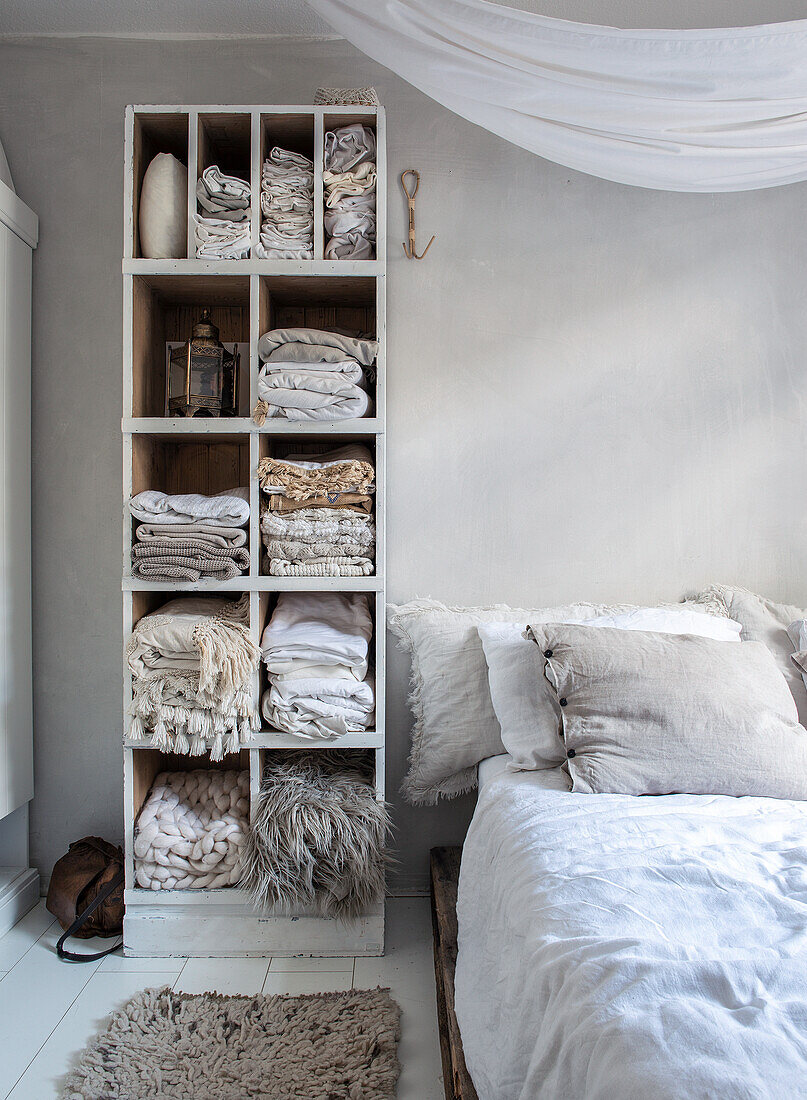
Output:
256 147 314 260
129 487 250 582
260 592 375 739
127 594 260 759
257 443 375 576
194 165 252 259
253 326 377 424
323 124 377 260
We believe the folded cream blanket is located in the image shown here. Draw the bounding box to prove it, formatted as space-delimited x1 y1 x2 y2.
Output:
261 592 373 680
265 558 374 576
127 595 259 758
260 507 374 575
261 674 375 740
253 366 370 423
131 540 250 581
323 127 377 259
258 327 377 367
257 147 314 259
257 445 375 500
130 487 249 527
134 769 249 890
194 214 251 260
135 523 247 549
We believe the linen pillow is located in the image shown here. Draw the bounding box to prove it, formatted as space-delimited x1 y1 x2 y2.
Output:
691 584 807 726
789 620 807 693
139 152 188 259
388 599 641 803
525 623 807 800
480 606 742 772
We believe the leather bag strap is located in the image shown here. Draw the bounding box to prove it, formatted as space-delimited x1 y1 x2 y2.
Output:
56 868 125 962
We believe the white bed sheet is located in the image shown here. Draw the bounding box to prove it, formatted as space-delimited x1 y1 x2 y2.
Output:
456 766 807 1099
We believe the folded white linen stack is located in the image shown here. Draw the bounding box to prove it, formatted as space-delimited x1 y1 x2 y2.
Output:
127 595 260 759
323 124 377 260
128 487 250 581
253 326 377 424
257 443 376 576
195 165 252 259
260 592 375 738
256 147 314 259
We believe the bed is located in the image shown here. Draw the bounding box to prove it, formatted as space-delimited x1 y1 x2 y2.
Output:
454 755 807 1099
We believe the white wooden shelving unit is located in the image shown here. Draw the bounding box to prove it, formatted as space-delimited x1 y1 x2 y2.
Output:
122 105 386 957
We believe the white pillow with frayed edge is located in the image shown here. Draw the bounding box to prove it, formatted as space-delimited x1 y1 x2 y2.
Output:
139 153 188 259
480 607 742 773
387 597 733 805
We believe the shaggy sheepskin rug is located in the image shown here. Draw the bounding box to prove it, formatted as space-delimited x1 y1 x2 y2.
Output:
240 751 391 917
61 985 401 1099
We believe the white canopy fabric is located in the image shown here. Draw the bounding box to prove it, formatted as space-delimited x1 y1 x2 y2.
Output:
305 0 807 191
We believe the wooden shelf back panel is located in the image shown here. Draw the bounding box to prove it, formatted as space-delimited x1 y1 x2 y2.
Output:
131 436 250 497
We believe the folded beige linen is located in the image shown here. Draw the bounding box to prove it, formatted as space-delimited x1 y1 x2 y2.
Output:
135 523 247 549
257 444 375 501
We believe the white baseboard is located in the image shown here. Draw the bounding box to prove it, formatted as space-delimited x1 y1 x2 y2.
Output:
0 866 40 937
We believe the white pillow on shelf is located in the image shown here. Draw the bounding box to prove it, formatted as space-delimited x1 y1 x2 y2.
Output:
139 152 188 259
479 606 742 772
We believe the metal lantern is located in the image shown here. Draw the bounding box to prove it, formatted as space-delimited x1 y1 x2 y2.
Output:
167 309 239 417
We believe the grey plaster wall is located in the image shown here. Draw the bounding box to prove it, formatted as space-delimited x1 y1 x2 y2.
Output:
0 33 805 891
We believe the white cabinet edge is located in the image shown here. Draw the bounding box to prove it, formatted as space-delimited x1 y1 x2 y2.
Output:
0 178 38 250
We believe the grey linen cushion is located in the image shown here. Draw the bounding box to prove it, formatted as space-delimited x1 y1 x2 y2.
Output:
525 623 807 800
691 584 807 726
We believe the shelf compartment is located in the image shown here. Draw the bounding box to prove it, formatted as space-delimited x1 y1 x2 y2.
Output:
322 112 378 263
195 113 253 262
131 433 250 497
129 273 251 418
130 111 189 260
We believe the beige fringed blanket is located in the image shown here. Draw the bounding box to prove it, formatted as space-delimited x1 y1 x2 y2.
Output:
127 596 260 760
131 540 250 581
257 444 375 501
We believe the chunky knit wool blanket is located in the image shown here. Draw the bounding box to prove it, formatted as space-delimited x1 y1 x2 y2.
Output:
240 751 389 917
127 596 260 759
134 769 249 890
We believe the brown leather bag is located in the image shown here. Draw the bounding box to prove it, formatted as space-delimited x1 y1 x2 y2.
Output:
46 837 124 961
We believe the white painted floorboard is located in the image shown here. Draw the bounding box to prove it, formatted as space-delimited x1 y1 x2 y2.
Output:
0 897 443 1099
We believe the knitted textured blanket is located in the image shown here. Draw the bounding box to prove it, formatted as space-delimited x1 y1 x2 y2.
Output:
127 596 260 759
134 769 249 889
131 540 250 581
264 557 374 577
261 507 375 550
257 445 375 501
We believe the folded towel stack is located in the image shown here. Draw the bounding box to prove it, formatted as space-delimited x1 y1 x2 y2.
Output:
253 326 377 423
257 443 375 576
260 592 375 739
126 594 260 759
194 165 252 259
323 124 377 260
256 147 314 260
129 487 250 581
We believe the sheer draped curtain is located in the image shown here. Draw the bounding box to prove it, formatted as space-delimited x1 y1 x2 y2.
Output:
306 0 807 191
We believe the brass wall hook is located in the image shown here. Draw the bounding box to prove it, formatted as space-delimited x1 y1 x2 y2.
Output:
401 169 435 259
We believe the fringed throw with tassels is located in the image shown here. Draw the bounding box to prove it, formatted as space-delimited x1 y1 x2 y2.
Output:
126 595 260 760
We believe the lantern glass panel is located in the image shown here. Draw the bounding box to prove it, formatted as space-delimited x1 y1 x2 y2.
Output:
169 349 189 403
191 351 223 399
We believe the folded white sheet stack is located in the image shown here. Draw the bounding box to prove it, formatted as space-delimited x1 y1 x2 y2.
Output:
129 487 250 581
323 124 377 260
257 443 375 576
260 592 375 739
253 326 377 423
194 165 252 259
255 147 314 259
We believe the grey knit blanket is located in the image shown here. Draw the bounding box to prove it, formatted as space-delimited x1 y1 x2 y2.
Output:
132 539 250 581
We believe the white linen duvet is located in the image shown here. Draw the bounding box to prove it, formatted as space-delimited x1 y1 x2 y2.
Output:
456 762 807 1100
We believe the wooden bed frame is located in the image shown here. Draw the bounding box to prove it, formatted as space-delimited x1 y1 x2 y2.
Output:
430 847 479 1100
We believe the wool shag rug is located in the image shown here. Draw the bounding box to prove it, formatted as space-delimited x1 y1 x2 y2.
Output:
61 985 401 1099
